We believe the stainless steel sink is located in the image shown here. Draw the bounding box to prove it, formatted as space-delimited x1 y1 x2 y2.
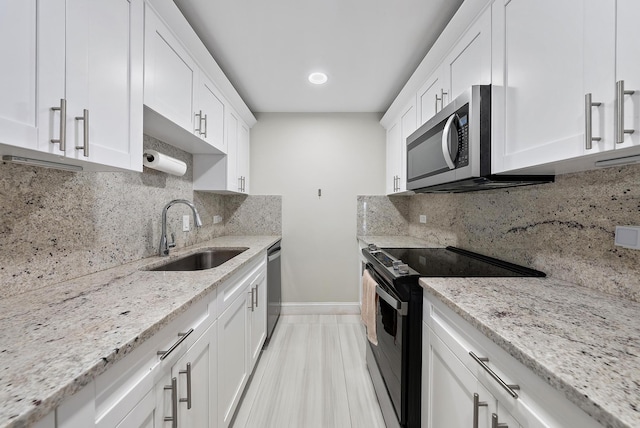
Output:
148 248 248 271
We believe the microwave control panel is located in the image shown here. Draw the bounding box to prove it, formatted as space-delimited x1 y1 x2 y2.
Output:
457 114 469 167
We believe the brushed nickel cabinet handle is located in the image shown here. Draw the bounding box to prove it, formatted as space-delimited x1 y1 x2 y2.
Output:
473 393 488 428
203 113 208 138
616 80 635 144
492 413 508 428
157 329 194 360
194 110 202 135
179 362 192 409
435 93 440 113
164 377 178 428
50 98 66 152
75 109 89 157
248 289 254 311
469 351 520 398
585 93 602 150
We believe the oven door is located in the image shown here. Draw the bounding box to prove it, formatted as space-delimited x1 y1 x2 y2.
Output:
366 267 408 426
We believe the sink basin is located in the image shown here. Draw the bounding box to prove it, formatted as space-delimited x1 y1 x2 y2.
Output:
148 248 248 271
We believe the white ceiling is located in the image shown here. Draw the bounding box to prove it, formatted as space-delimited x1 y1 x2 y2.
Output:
173 0 464 113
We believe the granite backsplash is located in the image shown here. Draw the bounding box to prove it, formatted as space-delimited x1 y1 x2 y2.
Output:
358 164 640 302
0 135 281 298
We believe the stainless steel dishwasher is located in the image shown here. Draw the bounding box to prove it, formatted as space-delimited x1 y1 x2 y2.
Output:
266 240 281 343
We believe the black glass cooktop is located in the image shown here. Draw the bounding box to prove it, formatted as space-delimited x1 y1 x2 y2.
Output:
375 247 545 277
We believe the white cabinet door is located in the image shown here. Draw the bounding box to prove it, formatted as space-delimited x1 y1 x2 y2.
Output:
218 289 249 428
65 0 143 170
398 102 417 193
0 0 65 154
417 71 444 126
197 74 226 152
423 325 482 428
115 390 158 428
248 271 267 370
442 8 491 105
385 121 401 194
615 0 640 150
173 321 218 428
144 4 197 134
492 0 612 173
237 123 250 194
226 110 240 192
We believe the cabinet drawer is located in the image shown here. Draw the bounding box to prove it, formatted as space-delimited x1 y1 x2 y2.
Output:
94 291 214 425
217 254 266 315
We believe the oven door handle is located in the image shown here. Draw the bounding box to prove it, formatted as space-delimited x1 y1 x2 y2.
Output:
376 285 408 316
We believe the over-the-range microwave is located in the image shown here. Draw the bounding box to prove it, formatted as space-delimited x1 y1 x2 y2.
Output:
406 85 554 193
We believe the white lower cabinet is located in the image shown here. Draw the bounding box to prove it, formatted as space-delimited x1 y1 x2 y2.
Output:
422 291 604 428
217 288 250 428
46 253 268 428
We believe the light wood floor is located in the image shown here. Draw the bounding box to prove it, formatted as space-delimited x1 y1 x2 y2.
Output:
231 315 386 428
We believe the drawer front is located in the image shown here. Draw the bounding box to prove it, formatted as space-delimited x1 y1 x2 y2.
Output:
217 254 266 315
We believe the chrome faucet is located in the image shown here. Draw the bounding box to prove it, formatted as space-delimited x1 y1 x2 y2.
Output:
159 199 203 256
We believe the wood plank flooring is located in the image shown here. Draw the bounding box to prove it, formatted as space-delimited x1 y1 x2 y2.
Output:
231 315 386 428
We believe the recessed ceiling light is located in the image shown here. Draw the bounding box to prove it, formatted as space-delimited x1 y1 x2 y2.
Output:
308 72 328 85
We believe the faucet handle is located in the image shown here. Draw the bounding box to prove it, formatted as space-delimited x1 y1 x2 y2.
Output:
169 233 176 249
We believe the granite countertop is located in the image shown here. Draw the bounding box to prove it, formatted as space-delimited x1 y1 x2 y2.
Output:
357 235 441 248
0 235 281 428
420 276 640 428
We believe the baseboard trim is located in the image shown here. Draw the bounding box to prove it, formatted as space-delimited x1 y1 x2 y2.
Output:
281 302 360 315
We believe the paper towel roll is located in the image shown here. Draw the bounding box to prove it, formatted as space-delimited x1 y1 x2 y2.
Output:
143 150 187 176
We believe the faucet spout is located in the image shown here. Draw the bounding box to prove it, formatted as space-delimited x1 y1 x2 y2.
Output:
159 199 203 256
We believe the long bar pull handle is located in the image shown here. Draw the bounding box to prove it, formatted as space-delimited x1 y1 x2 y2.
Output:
75 109 89 157
616 80 635 144
194 110 202 135
164 377 178 428
441 88 448 110
179 362 192 409
203 113 208 138
255 284 259 308
473 393 488 428
157 329 194 360
469 352 520 398
585 93 602 150
50 99 67 152
248 289 254 311
492 413 508 428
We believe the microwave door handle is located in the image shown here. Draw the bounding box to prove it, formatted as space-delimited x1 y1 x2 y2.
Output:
441 114 458 170
375 285 408 316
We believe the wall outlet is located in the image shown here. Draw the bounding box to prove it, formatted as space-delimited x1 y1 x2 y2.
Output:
182 215 190 232
615 226 640 249
419 215 427 224
213 215 222 224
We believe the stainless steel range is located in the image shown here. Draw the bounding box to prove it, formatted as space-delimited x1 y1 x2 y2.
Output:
362 245 545 428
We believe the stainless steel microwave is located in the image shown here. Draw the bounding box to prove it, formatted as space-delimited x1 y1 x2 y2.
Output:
406 85 553 193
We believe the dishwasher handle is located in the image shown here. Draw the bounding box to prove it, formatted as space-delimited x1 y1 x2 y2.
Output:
376 285 408 316
268 249 281 262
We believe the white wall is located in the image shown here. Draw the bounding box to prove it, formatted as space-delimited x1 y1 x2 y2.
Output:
251 113 385 305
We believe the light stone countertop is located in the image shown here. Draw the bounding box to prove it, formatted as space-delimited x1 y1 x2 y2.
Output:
0 235 281 428
357 235 441 248
420 276 640 428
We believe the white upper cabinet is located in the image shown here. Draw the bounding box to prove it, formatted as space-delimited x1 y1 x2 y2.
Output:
0 0 64 154
237 123 250 194
416 7 491 127
65 0 143 170
196 74 227 152
615 0 640 150
0 0 143 172
492 0 640 174
144 4 197 134
386 101 416 195
441 8 491 106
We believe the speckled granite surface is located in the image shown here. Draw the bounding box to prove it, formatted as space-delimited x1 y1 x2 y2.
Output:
420 277 640 428
0 235 280 428
357 235 440 248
